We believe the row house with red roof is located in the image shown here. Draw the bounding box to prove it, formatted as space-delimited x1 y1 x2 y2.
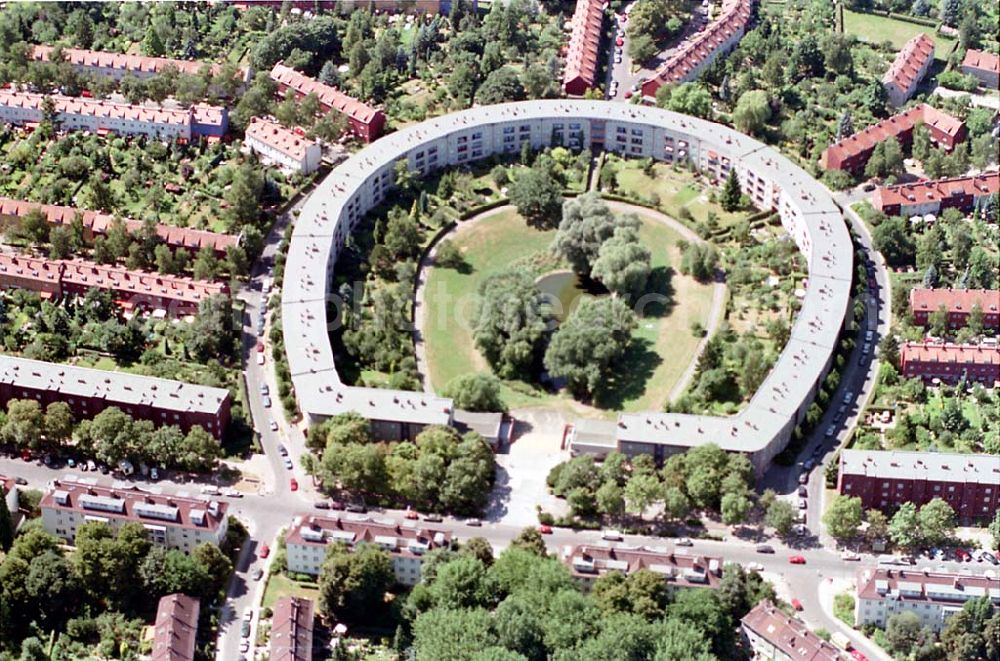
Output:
269 63 385 142
30 45 248 102
228 0 465 14
244 117 323 174
562 0 605 96
872 172 999 217
30 45 250 86
285 514 452 585
838 449 999 524
960 49 1000 89
640 0 754 99
909 288 1000 330
883 33 935 107
41 479 229 551
0 197 238 258
0 90 227 140
0 253 229 317
899 341 1000 385
152 594 200 661
742 600 846 661
819 104 966 173
271 597 315 661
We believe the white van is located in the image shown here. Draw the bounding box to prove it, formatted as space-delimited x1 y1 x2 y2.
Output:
601 529 623 541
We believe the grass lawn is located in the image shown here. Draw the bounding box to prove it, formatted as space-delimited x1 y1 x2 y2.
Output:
834 592 856 626
922 390 984 429
423 208 557 395
614 162 744 229
843 10 955 61
422 206 715 413
261 572 320 611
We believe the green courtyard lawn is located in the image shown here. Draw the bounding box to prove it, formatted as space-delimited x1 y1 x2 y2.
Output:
843 10 955 62
261 572 320 611
423 207 558 398
612 161 745 231
421 206 716 414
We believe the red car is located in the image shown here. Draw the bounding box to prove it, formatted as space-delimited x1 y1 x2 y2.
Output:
538 524 553 534
955 548 970 561
405 510 419 520
849 650 869 661
256 342 265 353
791 598 803 611
616 38 624 47
624 90 633 99
289 478 298 492
259 544 270 559
789 555 806 565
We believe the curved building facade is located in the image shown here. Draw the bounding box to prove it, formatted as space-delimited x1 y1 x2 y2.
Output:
281 100 854 474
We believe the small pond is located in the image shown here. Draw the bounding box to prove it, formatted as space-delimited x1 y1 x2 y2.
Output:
535 270 587 323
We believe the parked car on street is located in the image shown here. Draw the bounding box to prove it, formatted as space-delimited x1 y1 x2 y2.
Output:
789 555 807 564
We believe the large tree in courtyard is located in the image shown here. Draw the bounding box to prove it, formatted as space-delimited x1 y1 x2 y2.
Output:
544 297 637 397
590 227 652 301
822 495 863 541
318 542 394 622
508 166 563 229
552 193 639 277
473 269 548 379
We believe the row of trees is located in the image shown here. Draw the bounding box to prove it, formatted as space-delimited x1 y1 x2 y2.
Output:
306 415 494 515
881 595 1000 661
0 522 232 657
392 531 774 660
7 208 247 281
0 399 222 472
0 288 239 368
823 495 960 549
546 444 756 526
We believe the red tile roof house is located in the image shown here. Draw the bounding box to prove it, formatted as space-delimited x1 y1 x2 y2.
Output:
0 355 232 439
562 0 605 96
0 197 238 258
883 33 935 107
855 567 1000 632
561 543 724 590
960 49 1000 89
0 91 228 140
40 478 229 552
640 0 754 99
0 253 229 317
741 600 846 661
271 597 315 661
285 514 452 585
819 104 967 174
151 593 200 661
837 449 1000 525
872 172 999 217
909 288 1000 330
899 341 1000 385
30 45 250 86
269 63 386 143
244 117 323 175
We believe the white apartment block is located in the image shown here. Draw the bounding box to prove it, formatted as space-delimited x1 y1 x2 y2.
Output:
244 117 322 175
41 478 228 553
856 568 999 632
285 514 451 586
